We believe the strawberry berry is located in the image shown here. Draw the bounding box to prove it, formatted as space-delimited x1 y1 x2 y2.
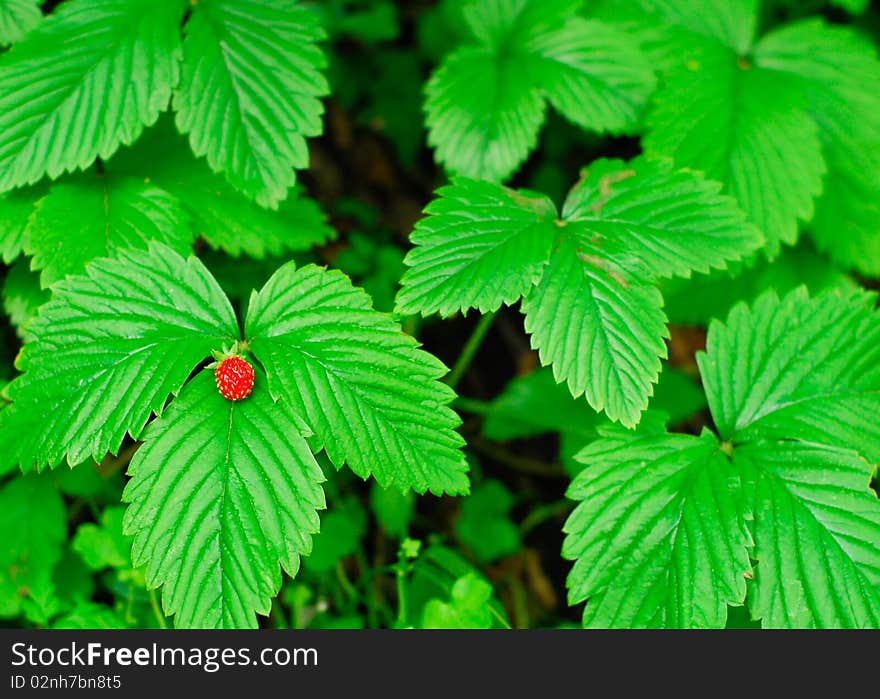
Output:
214 356 254 401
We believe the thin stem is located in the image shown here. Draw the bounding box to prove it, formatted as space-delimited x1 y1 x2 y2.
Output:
446 312 496 389
489 604 513 630
518 499 574 538
468 436 566 479
508 578 529 629
336 561 359 603
395 561 409 628
149 588 167 630
355 548 379 629
452 396 492 415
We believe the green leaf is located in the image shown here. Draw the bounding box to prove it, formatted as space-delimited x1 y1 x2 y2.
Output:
561 158 764 278
123 371 326 629
0 475 66 620
695 288 880 627
482 367 605 443
635 0 759 54
335 231 405 314
522 17 656 135
736 441 880 627
72 507 132 571
830 0 869 13
52 602 128 629
52 546 96 609
563 430 750 628
425 45 546 183
0 185 43 263
246 263 469 495
109 118 334 257
0 0 185 192
755 20 880 276
395 178 558 316
698 288 880 464
53 461 122 501
0 0 41 46
421 573 495 629
522 234 668 427
400 158 759 427
174 0 329 207
303 500 366 574
0 244 238 470
369 484 415 539
644 36 825 257
455 480 520 564
1 257 49 338
425 0 653 181
24 174 193 286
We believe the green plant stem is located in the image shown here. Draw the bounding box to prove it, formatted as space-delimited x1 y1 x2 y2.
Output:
489 604 513 630
336 561 359 604
148 588 167 630
452 396 492 415
446 312 496 389
395 563 408 628
518 499 574 537
468 435 566 478
355 548 380 629
508 577 529 629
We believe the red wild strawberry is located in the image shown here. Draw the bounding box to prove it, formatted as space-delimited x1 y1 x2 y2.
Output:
214 356 254 401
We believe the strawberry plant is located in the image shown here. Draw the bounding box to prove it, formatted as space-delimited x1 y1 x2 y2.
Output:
0 0 879 630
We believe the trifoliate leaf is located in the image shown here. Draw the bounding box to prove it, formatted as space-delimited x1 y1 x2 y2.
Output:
755 20 880 276
72 507 132 571
399 158 761 427
24 174 193 286
455 480 520 564
695 288 880 627
109 119 334 258
522 235 668 427
1 257 48 338
421 573 495 629
644 35 825 257
563 430 749 628
736 441 880 627
0 475 66 620
0 0 40 46
124 371 326 629
246 263 469 495
395 178 558 316
174 0 329 207
0 0 185 192
698 288 880 464
425 0 653 182
0 244 239 470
